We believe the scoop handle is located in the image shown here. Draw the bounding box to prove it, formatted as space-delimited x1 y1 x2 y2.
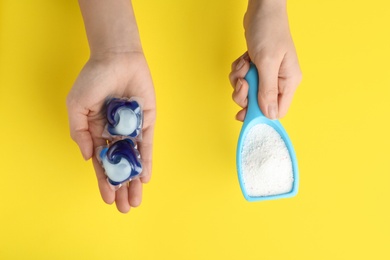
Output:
244 63 265 122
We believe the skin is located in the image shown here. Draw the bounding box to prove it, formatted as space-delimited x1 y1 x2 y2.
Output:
229 0 302 121
67 0 301 213
66 0 156 213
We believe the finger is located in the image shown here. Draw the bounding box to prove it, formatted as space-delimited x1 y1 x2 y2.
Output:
128 178 142 207
235 108 247 122
232 79 248 108
115 184 131 213
255 58 280 119
229 53 251 87
92 156 115 205
66 99 93 160
230 52 249 71
139 125 154 184
278 78 296 118
278 52 302 118
277 74 301 118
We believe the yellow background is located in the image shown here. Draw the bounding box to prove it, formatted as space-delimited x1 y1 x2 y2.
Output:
1 0 389 259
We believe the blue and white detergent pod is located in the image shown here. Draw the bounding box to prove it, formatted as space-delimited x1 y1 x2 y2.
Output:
105 97 143 140
99 139 142 187
97 97 143 190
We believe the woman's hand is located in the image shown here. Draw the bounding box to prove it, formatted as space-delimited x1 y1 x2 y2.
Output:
67 52 156 213
230 0 302 121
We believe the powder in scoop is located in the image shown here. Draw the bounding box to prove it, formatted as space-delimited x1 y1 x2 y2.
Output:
241 124 293 197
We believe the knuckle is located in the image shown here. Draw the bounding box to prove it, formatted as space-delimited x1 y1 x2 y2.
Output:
286 73 303 92
69 130 78 142
231 60 238 71
228 72 236 86
260 88 279 100
231 62 235 71
232 91 241 104
232 91 238 102
232 91 247 107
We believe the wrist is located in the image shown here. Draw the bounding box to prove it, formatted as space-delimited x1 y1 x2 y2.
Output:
79 0 143 60
88 49 144 66
248 0 287 9
89 44 143 61
245 0 288 29
87 19 143 59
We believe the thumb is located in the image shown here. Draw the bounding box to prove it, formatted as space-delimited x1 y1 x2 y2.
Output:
255 59 280 119
67 100 93 160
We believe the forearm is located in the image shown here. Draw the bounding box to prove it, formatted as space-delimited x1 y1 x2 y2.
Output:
78 0 142 58
245 0 287 26
244 0 291 59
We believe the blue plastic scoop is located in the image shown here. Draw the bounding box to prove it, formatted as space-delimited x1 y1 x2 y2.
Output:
236 63 299 201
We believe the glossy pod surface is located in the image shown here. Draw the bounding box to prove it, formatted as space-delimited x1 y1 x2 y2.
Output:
106 98 143 138
100 139 142 186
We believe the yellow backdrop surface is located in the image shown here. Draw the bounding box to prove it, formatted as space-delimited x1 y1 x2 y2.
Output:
1 0 389 259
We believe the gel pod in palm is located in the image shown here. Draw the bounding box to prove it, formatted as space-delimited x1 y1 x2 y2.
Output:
99 139 142 188
106 98 143 139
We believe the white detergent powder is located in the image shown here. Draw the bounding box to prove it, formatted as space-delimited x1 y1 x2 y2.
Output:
241 124 293 197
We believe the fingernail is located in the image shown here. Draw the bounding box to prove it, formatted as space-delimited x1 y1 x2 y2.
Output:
235 79 242 92
236 58 245 71
268 104 278 120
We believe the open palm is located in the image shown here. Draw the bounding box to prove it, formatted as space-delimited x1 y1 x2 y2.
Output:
67 52 156 213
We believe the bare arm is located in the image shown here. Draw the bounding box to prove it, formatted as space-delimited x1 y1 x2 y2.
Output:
67 0 156 213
